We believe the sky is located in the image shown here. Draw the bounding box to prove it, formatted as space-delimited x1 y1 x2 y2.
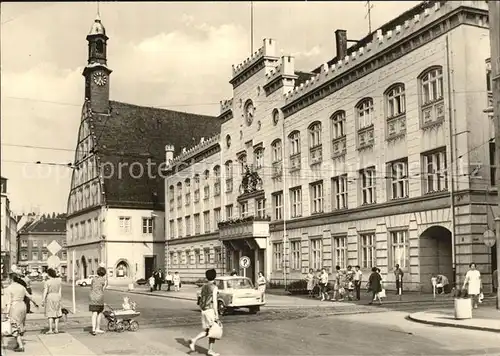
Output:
0 1 420 214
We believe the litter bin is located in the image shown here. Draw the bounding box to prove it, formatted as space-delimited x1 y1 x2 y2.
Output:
454 297 472 319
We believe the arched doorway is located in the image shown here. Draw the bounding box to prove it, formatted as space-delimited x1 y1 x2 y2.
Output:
81 256 88 279
419 226 453 292
115 260 129 278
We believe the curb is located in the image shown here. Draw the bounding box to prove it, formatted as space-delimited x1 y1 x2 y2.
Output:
407 312 500 333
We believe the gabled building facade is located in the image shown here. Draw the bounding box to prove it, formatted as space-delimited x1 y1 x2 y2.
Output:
164 1 498 292
65 15 222 284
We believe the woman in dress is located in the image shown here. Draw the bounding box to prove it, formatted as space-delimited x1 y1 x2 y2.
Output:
4 272 38 352
41 268 62 334
305 269 315 298
89 267 107 335
257 271 267 302
367 267 382 305
462 262 482 309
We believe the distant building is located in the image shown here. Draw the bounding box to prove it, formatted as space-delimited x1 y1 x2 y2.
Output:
1 176 18 279
65 14 222 284
17 215 67 275
164 1 497 292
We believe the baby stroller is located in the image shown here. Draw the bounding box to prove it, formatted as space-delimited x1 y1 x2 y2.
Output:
103 304 141 332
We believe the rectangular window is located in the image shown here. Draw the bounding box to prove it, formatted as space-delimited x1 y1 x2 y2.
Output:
290 187 302 218
204 185 210 200
119 217 131 233
240 201 249 217
272 242 283 271
177 218 183 238
256 199 266 218
185 216 191 236
194 214 201 235
214 247 222 265
169 220 175 239
42 252 48 261
169 252 175 266
422 68 443 105
225 204 233 219
204 248 211 265
388 159 409 200
422 149 448 193
214 208 221 231
490 141 496 186
32 252 38 261
194 249 201 266
203 211 210 233
254 149 264 169
62 251 67 260
42 240 48 247
272 192 283 220
142 217 154 234
360 233 376 269
21 252 28 260
21 239 28 247
332 175 348 209
391 230 409 269
290 241 301 270
32 240 38 247
333 236 347 269
360 167 376 205
310 181 324 214
310 239 322 271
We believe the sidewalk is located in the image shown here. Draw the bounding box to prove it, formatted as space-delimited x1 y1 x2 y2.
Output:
2 331 96 356
408 305 500 333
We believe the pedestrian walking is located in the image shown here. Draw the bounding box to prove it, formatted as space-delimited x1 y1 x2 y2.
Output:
367 267 382 305
462 262 482 309
394 264 404 295
319 268 329 301
21 274 32 314
148 275 155 292
173 272 181 292
353 265 362 301
257 272 266 302
89 267 107 335
41 268 63 334
165 271 173 291
189 269 220 356
305 269 315 298
3 272 39 352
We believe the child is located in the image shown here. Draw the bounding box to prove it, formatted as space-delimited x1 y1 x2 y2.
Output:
148 275 155 292
173 272 181 292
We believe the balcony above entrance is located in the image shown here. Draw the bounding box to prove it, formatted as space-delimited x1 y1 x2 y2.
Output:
218 216 270 247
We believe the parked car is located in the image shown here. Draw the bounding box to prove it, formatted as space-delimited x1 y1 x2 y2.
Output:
76 275 96 287
136 278 147 285
196 276 264 315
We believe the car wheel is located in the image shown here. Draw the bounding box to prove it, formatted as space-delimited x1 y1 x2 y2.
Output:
129 321 139 332
217 300 226 316
249 306 260 314
81 282 87 287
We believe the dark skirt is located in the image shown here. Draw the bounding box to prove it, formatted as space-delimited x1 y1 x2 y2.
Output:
89 304 104 313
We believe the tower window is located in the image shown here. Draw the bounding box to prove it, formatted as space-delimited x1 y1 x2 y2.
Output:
96 40 104 54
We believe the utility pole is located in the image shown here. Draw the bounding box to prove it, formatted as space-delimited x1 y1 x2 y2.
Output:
488 1 500 309
365 1 373 34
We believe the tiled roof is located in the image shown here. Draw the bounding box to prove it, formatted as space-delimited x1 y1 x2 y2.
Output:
22 217 66 234
294 71 315 86
92 101 221 209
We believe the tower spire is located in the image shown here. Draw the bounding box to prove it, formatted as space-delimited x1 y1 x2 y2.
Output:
96 1 100 19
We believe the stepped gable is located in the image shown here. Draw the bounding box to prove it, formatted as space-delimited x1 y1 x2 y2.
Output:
24 217 66 234
91 100 221 209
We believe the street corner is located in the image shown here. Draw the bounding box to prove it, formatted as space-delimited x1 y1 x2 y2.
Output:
408 310 500 333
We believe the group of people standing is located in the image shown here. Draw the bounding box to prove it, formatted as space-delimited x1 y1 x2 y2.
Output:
148 270 181 292
305 264 406 304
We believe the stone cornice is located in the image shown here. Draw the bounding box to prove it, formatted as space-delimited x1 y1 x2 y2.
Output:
281 3 488 118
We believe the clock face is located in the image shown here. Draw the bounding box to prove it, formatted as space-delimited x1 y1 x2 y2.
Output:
272 109 280 126
93 71 107 86
244 100 255 126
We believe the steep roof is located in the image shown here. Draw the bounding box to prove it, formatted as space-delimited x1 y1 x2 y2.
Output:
92 100 222 209
21 217 66 234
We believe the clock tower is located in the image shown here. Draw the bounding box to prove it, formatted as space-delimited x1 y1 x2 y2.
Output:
82 14 112 114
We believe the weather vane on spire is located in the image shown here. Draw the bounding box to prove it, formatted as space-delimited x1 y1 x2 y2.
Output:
365 1 374 34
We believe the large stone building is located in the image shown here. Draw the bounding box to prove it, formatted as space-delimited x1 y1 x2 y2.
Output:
164 1 498 292
17 215 67 275
65 15 221 284
1 176 18 279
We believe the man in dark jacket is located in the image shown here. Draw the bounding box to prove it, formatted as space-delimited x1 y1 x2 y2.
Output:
156 269 165 291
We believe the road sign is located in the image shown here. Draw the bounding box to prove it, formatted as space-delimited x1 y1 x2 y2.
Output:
239 256 251 269
47 255 61 269
47 240 62 255
482 230 496 247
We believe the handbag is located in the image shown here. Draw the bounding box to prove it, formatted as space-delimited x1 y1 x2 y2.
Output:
207 320 223 340
1 318 12 336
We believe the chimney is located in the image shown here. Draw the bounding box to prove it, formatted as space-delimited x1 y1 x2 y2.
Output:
335 29 347 60
165 145 175 165
281 56 295 76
